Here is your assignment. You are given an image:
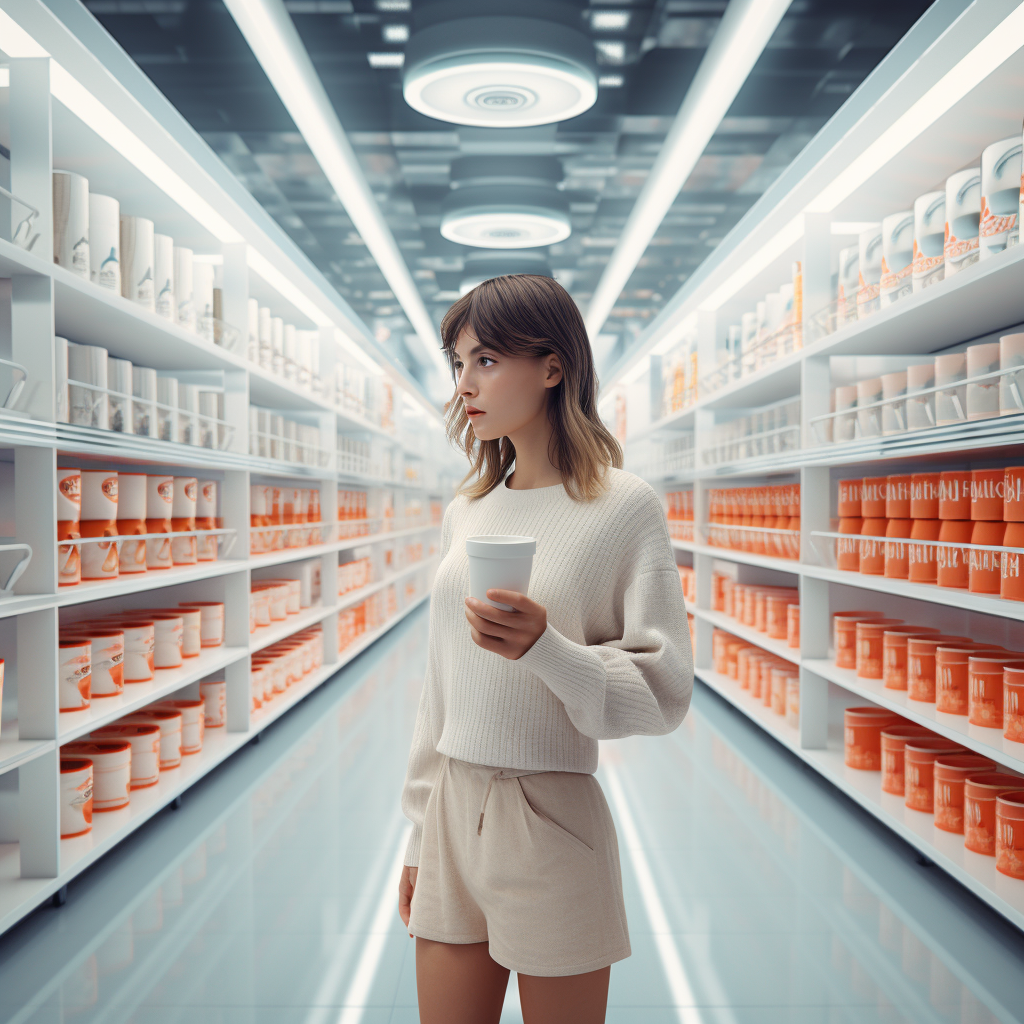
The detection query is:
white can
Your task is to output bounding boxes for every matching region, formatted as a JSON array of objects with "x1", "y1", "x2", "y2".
[
  {"x1": 62, "y1": 740, "x2": 130, "y2": 812},
  {"x1": 52, "y1": 171, "x2": 90, "y2": 278},
  {"x1": 124, "y1": 709, "x2": 182, "y2": 770},
  {"x1": 116, "y1": 620, "x2": 156, "y2": 681},
  {"x1": 67, "y1": 342, "x2": 108, "y2": 430},
  {"x1": 58, "y1": 639, "x2": 91, "y2": 712},
  {"x1": 193, "y1": 261, "x2": 216, "y2": 342},
  {"x1": 89, "y1": 193, "x2": 121, "y2": 292},
  {"x1": 62, "y1": 629, "x2": 124, "y2": 697},
  {"x1": 153, "y1": 233, "x2": 175, "y2": 320},
  {"x1": 199, "y1": 679, "x2": 227, "y2": 728},
  {"x1": 879, "y1": 211, "x2": 913, "y2": 307},
  {"x1": 131, "y1": 366, "x2": 157, "y2": 438},
  {"x1": 177, "y1": 607, "x2": 203, "y2": 657},
  {"x1": 153, "y1": 699, "x2": 205, "y2": 755},
  {"x1": 856, "y1": 225, "x2": 882, "y2": 320},
  {"x1": 56, "y1": 466, "x2": 81, "y2": 525},
  {"x1": 945, "y1": 167, "x2": 981, "y2": 275},
  {"x1": 466, "y1": 535, "x2": 536, "y2": 612},
  {"x1": 179, "y1": 601, "x2": 225, "y2": 647},
  {"x1": 174, "y1": 246, "x2": 195, "y2": 331},
  {"x1": 912, "y1": 191, "x2": 945, "y2": 293},
  {"x1": 60, "y1": 759, "x2": 94, "y2": 838},
  {"x1": 980, "y1": 136, "x2": 1022, "y2": 258},
  {"x1": 92, "y1": 724, "x2": 160, "y2": 789},
  {"x1": 120, "y1": 215, "x2": 155, "y2": 310},
  {"x1": 146, "y1": 475, "x2": 174, "y2": 569}
]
